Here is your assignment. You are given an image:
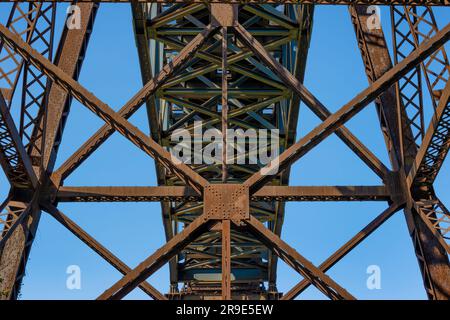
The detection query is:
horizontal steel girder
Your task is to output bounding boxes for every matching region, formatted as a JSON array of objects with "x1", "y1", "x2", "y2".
[{"x1": 54, "y1": 185, "x2": 392, "y2": 202}]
